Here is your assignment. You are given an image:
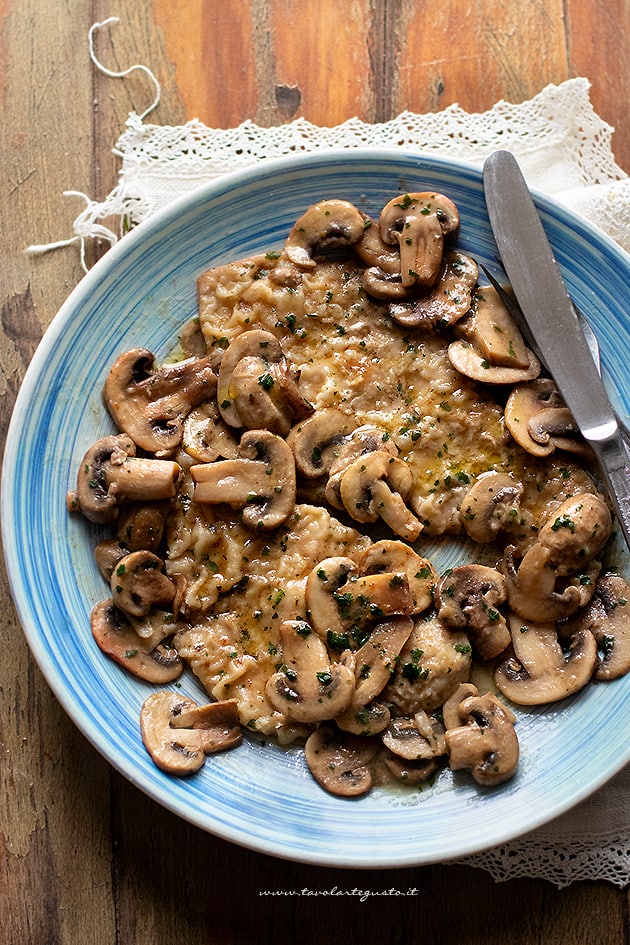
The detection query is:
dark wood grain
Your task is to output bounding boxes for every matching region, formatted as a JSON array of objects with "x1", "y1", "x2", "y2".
[{"x1": 2, "y1": 0, "x2": 629, "y2": 942}]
